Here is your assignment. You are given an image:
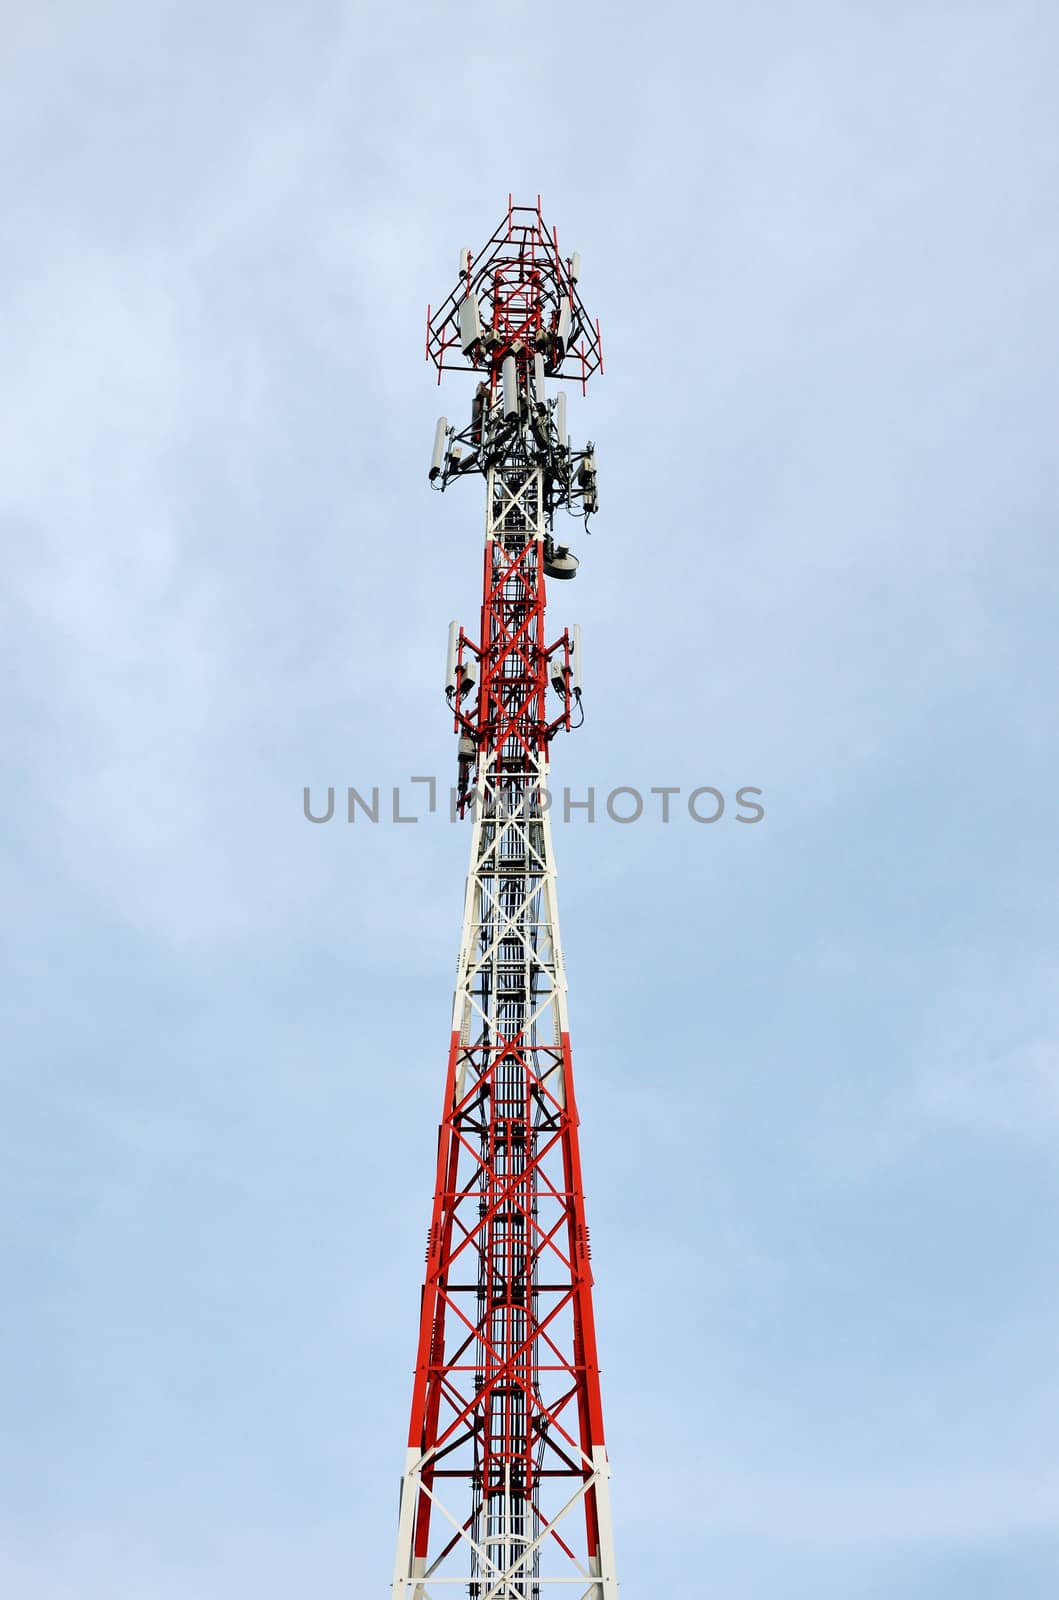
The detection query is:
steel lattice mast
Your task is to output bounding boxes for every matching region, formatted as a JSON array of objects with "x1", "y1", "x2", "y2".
[{"x1": 391, "y1": 199, "x2": 617, "y2": 1600}]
